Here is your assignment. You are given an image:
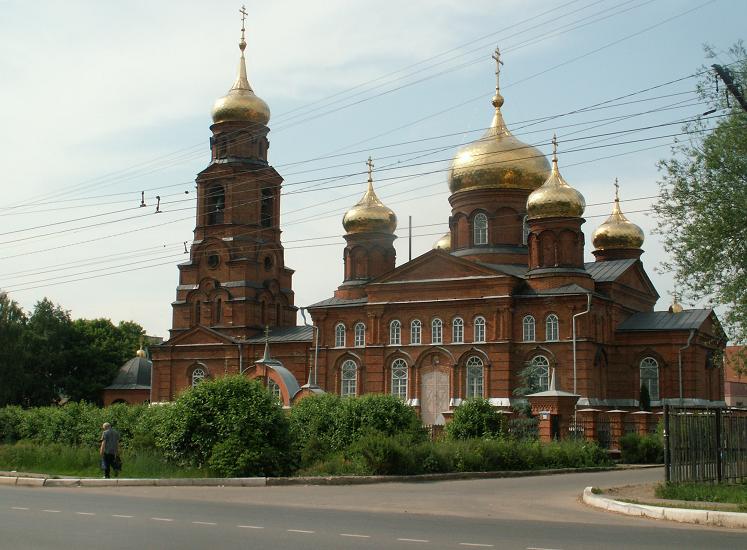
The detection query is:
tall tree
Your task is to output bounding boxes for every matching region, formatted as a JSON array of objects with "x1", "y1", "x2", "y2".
[
  {"x1": 654, "y1": 42, "x2": 747, "y2": 357},
  {"x1": 0, "y1": 292, "x2": 28, "y2": 406}
]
